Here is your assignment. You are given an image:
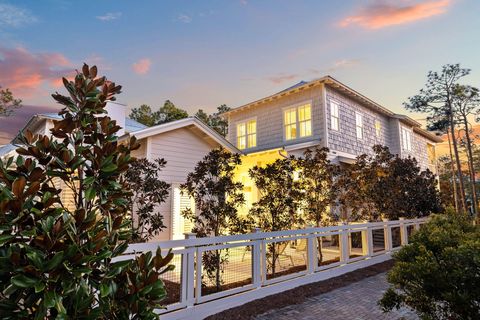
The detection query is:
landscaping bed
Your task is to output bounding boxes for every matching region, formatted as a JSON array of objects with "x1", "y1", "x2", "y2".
[{"x1": 205, "y1": 260, "x2": 394, "y2": 320}]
